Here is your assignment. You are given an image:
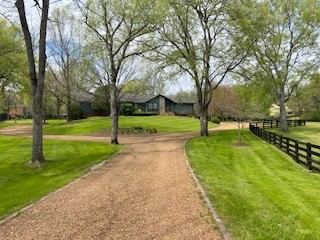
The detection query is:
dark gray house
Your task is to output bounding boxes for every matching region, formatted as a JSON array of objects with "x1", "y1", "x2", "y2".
[
  {"x1": 121, "y1": 94, "x2": 196, "y2": 115},
  {"x1": 76, "y1": 92, "x2": 196, "y2": 116}
]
